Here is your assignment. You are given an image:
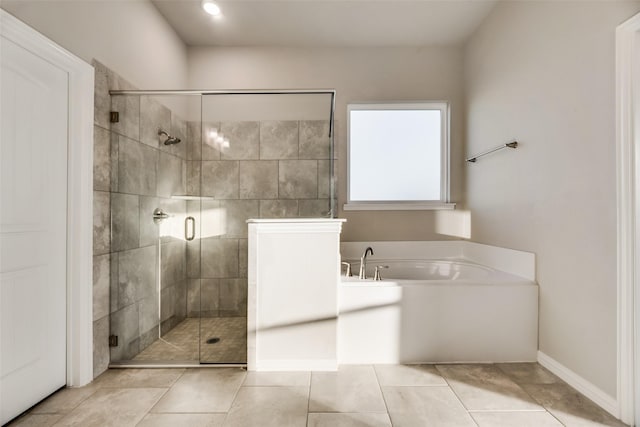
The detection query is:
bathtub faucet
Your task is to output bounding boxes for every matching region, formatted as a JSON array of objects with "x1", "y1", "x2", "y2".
[{"x1": 359, "y1": 247, "x2": 374, "y2": 279}]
